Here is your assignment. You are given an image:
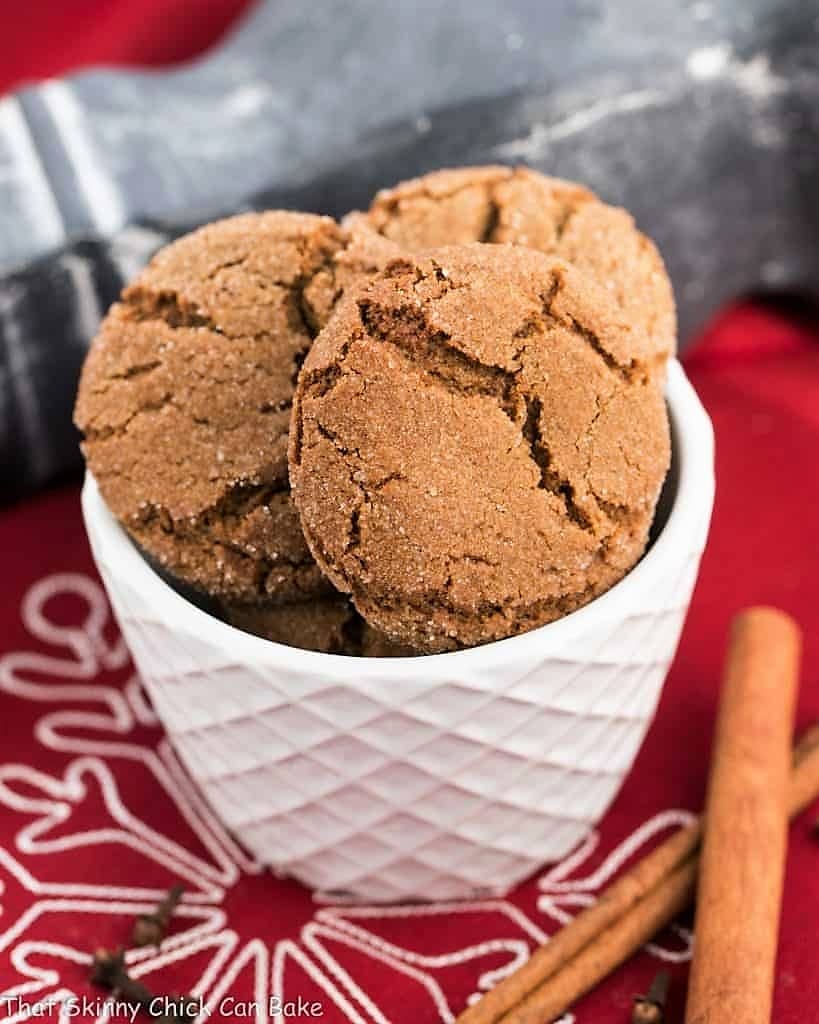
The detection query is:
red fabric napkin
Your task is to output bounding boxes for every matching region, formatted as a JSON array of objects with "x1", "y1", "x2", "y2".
[
  {"x1": 0, "y1": 304, "x2": 817, "y2": 1022},
  {"x1": 0, "y1": 0, "x2": 255, "y2": 96}
]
